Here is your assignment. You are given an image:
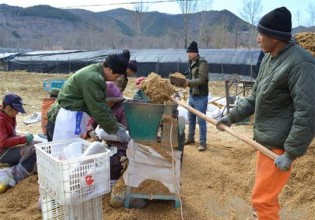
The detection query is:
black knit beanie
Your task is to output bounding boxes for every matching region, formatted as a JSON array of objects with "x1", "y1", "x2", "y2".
[
  {"x1": 186, "y1": 41, "x2": 199, "y2": 53},
  {"x1": 105, "y1": 49, "x2": 130, "y2": 75},
  {"x1": 257, "y1": 7, "x2": 292, "y2": 41},
  {"x1": 128, "y1": 60, "x2": 138, "y2": 73}
]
